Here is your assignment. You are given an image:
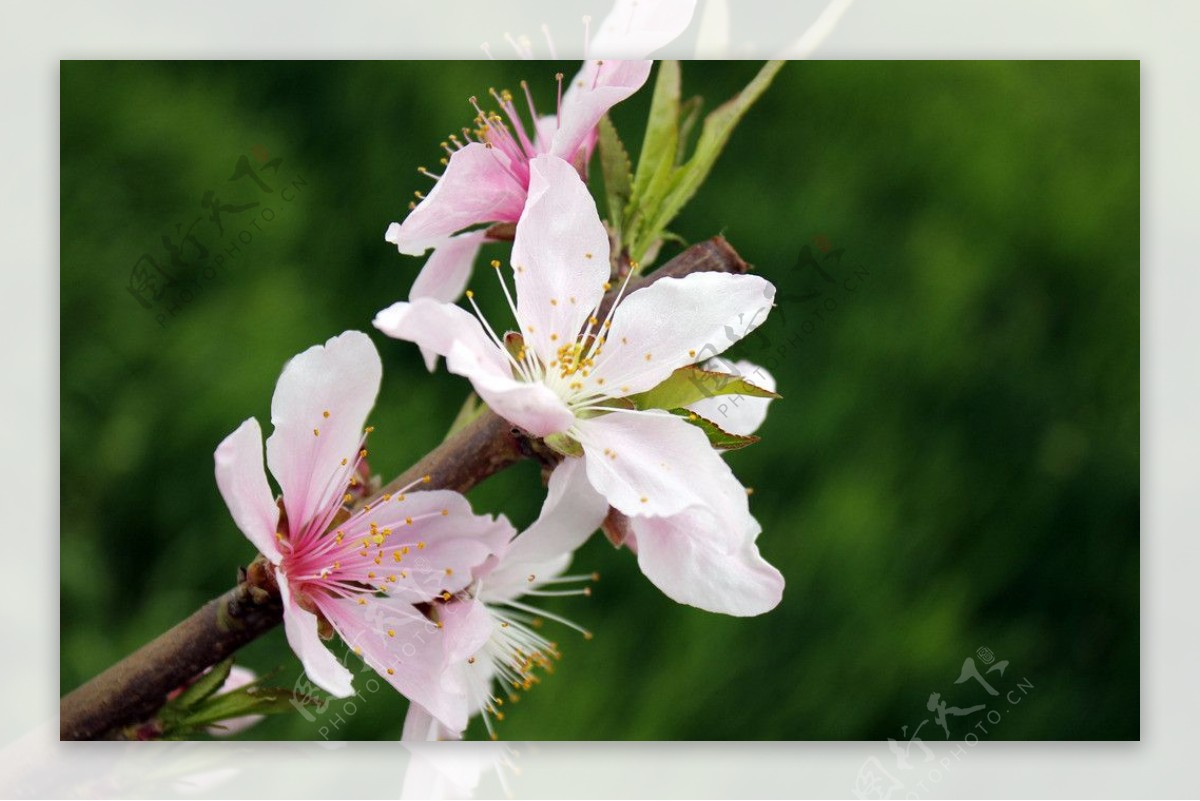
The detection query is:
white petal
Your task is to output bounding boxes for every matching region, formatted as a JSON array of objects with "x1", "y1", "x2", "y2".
[
  {"x1": 590, "y1": 0, "x2": 698, "y2": 58},
  {"x1": 486, "y1": 457, "x2": 607, "y2": 600},
  {"x1": 214, "y1": 417, "x2": 281, "y2": 563},
  {"x1": 574, "y1": 410, "x2": 722, "y2": 517},
  {"x1": 631, "y1": 501, "x2": 784, "y2": 617},
  {"x1": 265, "y1": 331, "x2": 382, "y2": 539},
  {"x1": 278, "y1": 573, "x2": 355, "y2": 698},
  {"x1": 590, "y1": 272, "x2": 776, "y2": 397},
  {"x1": 374, "y1": 299, "x2": 574, "y2": 437},
  {"x1": 686, "y1": 358, "x2": 777, "y2": 436},
  {"x1": 511, "y1": 156, "x2": 610, "y2": 364}
]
